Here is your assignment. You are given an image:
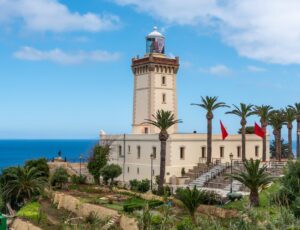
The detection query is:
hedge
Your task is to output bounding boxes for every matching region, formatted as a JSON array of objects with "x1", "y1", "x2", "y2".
[{"x1": 123, "y1": 200, "x2": 163, "y2": 212}]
